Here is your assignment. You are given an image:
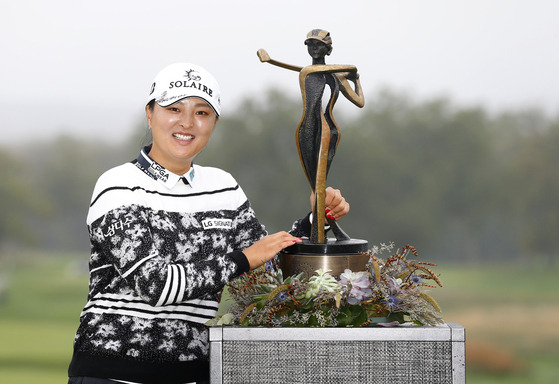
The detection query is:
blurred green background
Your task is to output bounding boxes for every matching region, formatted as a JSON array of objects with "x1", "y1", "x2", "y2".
[{"x1": 1, "y1": 89, "x2": 558, "y2": 383}]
